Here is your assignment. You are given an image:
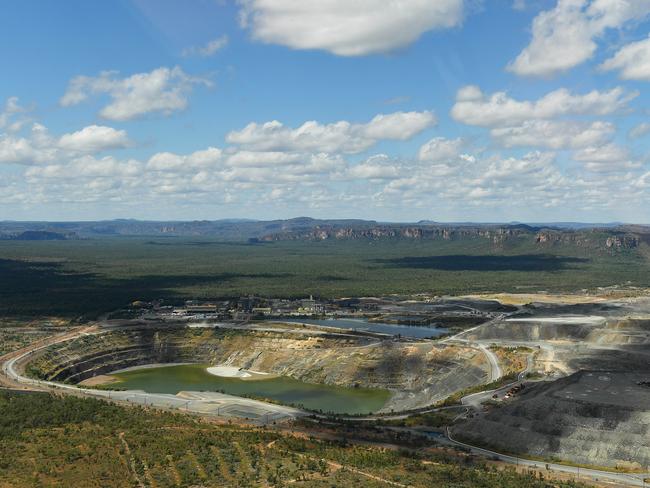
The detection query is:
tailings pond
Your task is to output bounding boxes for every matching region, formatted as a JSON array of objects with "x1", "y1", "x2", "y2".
[
  {"x1": 274, "y1": 318, "x2": 449, "y2": 338},
  {"x1": 107, "y1": 364, "x2": 390, "y2": 415}
]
